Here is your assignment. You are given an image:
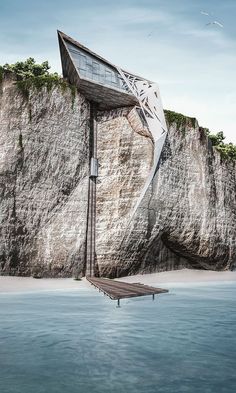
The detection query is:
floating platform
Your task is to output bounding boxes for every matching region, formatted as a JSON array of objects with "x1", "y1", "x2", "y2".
[{"x1": 87, "y1": 277, "x2": 168, "y2": 306}]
